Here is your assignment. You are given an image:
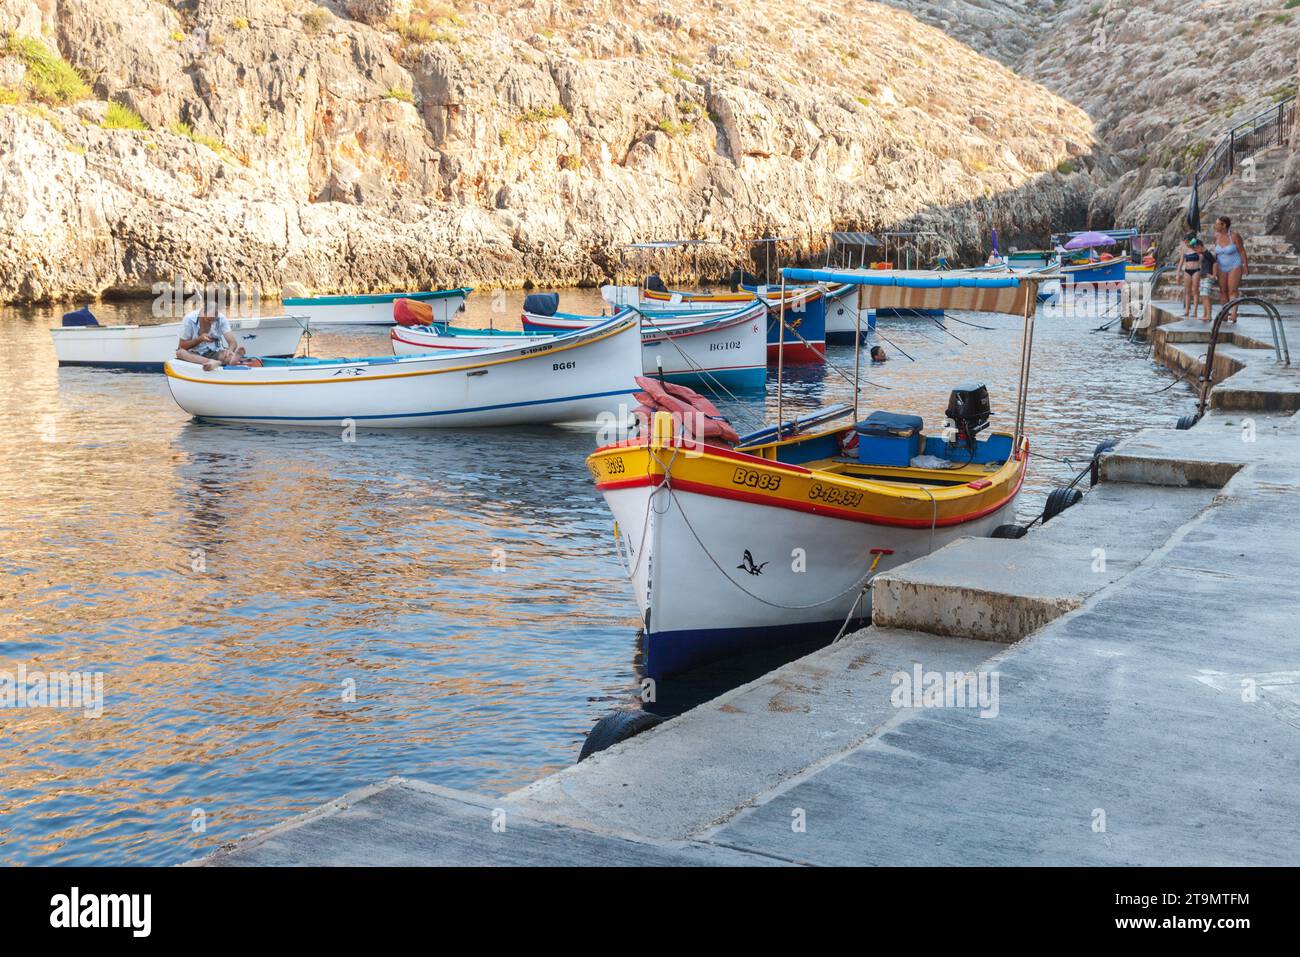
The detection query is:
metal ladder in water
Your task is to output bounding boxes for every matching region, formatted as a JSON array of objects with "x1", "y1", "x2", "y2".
[{"x1": 1178, "y1": 295, "x2": 1291, "y2": 428}]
